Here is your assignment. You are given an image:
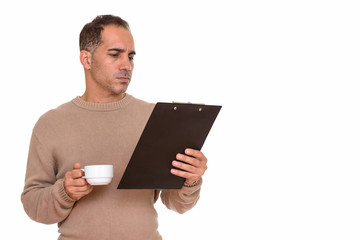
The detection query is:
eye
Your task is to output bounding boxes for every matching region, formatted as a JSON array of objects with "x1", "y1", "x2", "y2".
[
  {"x1": 109, "y1": 54, "x2": 118, "y2": 57},
  {"x1": 129, "y1": 56, "x2": 134, "y2": 61}
]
